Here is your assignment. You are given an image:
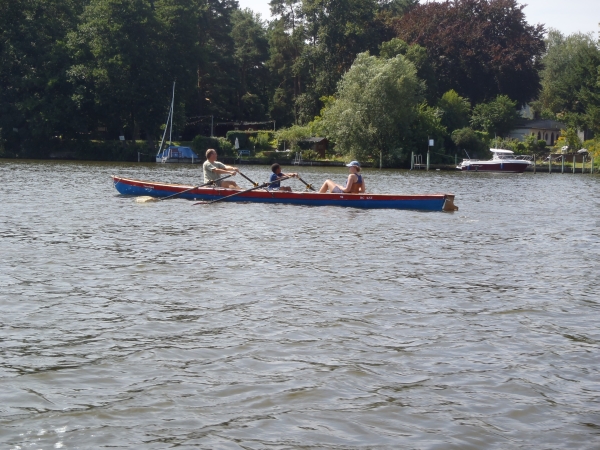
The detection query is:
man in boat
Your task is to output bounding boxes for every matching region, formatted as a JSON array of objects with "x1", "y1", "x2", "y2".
[
  {"x1": 268, "y1": 163, "x2": 298, "y2": 192},
  {"x1": 319, "y1": 161, "x2": 365, "y2": 194},
  {"x1": 203, "y1": 149, "x2": 241, "y2": 189}
]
